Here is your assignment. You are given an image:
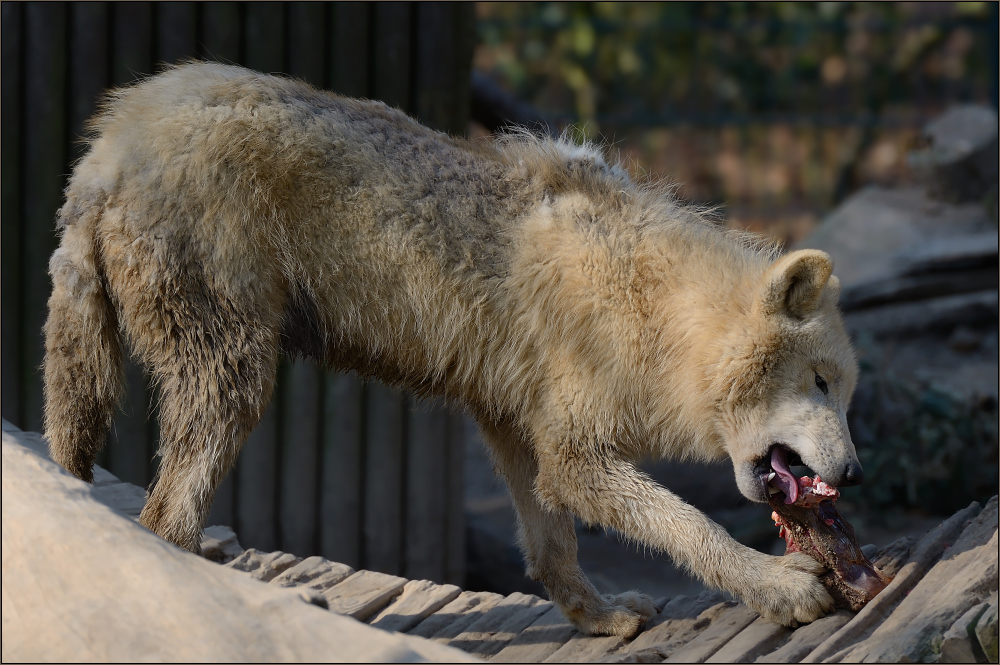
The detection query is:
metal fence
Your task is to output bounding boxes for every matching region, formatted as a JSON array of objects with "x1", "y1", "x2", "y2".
[{"x1": 1, "y1": 0, "x2": 475, "y2": 586}]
